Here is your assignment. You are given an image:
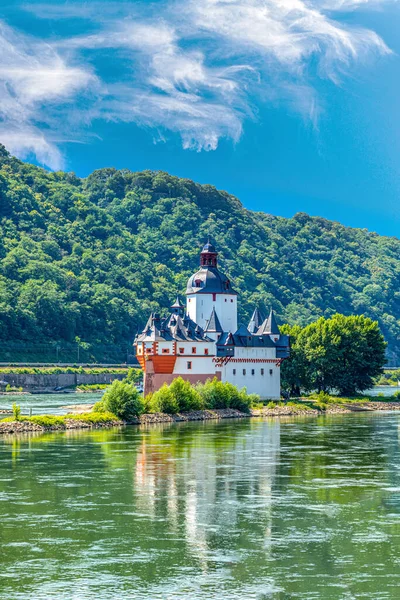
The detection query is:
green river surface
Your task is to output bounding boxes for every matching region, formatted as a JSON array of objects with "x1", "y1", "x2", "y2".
[{"x1": 1, "y1": 412, "x2": 400, "y2": 599}]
